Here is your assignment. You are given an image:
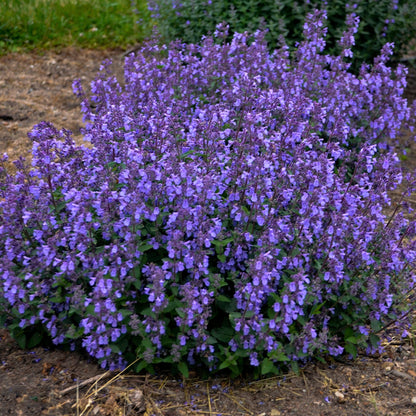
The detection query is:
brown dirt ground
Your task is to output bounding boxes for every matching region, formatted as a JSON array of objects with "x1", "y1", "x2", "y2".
[{"x1": 2, "y1": 47, "x2": 416, "y2": 416}]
